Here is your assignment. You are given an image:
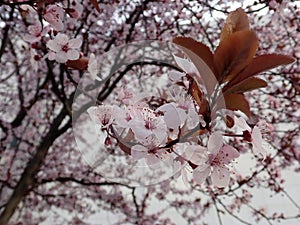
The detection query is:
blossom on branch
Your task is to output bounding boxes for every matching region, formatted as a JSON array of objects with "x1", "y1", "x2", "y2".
[
  {"x1": 193, "y1": 132, "x2": 240, "y2": 187},
  {"x1": 87, "y1": 105, "x2": 116, "y2": 129},
  {"x1": 47, "y1": 34, "x2": 82, "y2": 63},
  {"x1": 234, "y1": 116, "x2": 267, "y2": 159},
  {"x1": 129, "y1": 108, "x2": 167, "y2": 144},
  {"x1": 131, "y1": 135, "x2": 168, "y2": 167}
]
